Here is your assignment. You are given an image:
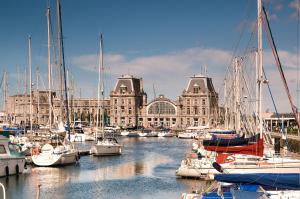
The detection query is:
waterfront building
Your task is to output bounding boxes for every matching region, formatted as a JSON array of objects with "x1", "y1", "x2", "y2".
[
  {"x1": 110, "y1": 74, "x2": 219, "y2": 129},
  {"x1": 6, "y1": 74, "x2": 219, "y2": 130},
  {"x1": 6, "y1": 91, "x2": 54, "y2": 125},
  {"x1": 263, "y1": 112, "x2": 297, "y2": 132},
  {"x1": 6, "y1": 91, "x2": 109, "y2": 127},
  {"x1": 109, "y1": 75, "x2": 147, "y2": 128}
]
